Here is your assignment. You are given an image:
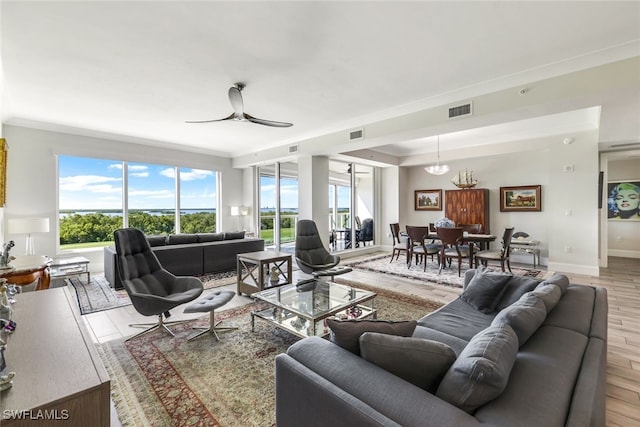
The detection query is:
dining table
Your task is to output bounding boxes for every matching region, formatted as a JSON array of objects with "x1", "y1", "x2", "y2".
[{"x1": 427, "y1": 232, "x2": 497, "y2": 268}]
